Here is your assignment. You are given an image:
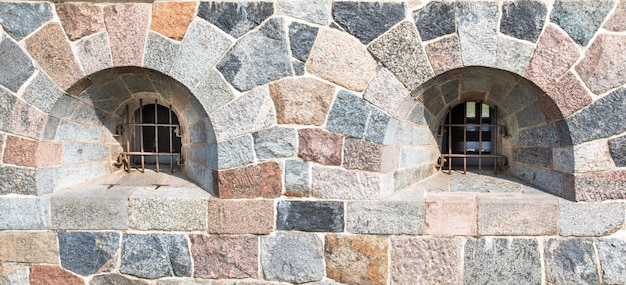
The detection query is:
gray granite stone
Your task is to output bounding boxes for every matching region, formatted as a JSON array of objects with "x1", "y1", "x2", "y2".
[
  {"x1": 500, "y1": 0, "x2": 547, "y2": 43},
  {"x1": 346, "y1": 201, "x2": 423, "y2": 234},
  {"x1": 516, "y1": 105, "x2": 545, "y2": 129},
  {"x1": 0, "y1": 87, "x2": 16, "y2": 132},
  {"x1": 120, "y1": 73, "x2": 155, "y2": 94},
  {"x1": 512, "y1": 163, "x2": 562, "y2": 196},
  {"x1": 50, "y1": 187, "x2": 129, "y2": 230},
  {"x1": 171, "y1": 18, "x2": 232, "y2": 88},
  {"x1": 518, "y1": 123, "x2": 559, "y2": 147},
  {"x1": 90, "y1": 274, "x2": 149, "y2": 285},
  {"x1": 326, "y1": 90, "x2": 369, "y2": 138},
  {"x1": 503, "y1": 83, "x2": 536, "y2": 114},
  {"x1": 192, "y1": 69, "x2": 235, "y2": 114},
  {"x1": 197, "y1": 1, "x2": 274, "y2": 38},
  {"x1": 62, "y1": 143, "x2": 109, "y2": 164},
  {"x1": 0, "y1": 165, "x2": 37, "y2": 195},
  {"x1": 276, "y1": 0, "x2": 330, "y2": 25},
  {"x1": 75, "y1": 32, "x2": 113, "y2": 75},
  {"x1": 292, "y1": 59, "x2": 305, "y2": 76},
  {"x1": 55, "y1": 120, "x2": 103, "y2": 143},
  {"x1": 52, "y1": 162, "x2": 109, "y2": 190},
  {"x1": 364, "y1": 107, "x2": 393, "y2": 144},
  {"x1": 393, "y1": 122, "x2": 433, "y2": 146},
  {"x1": 550, "y1": 0, "x2": 615, "y2": 46},
  {"x1": 129, "y1": 188, "x2": 209, "y2": 231},
  {"x1": 544, "y1": 239, "x2": 599, "y2": 284},
  {"x1": 464, "y1": 238, "x2": 541, "y2": 285},
  {"x1": 1, "y1": 266, "x2": 29, "y2": 285},
  {"x1": 289, "y1": 21, "x2": 318, "y2": 62},
  {"x1": 393, "y1": 164, "x2": 433, "y2": 191},
  {"x1": 363, "y1": 67, "x2": 412, "y2": 119},
  {"x1": 81, "y1": 85, "x2": 120, "y2": 113},
  {"x1": 413, "y1": 1, "x2": 456, "y2": 41},
  {"x1": 101, "y1": 78, "x2": 132, "y2": 102},
  {"x1": 0, "y1": 195, "x2": 49, "y2": 230},
  {"x1": 217, "y1": 17, "x2": 293, "y2": 91},
  {"x1": 71, "y1": 103, "x2": 105, "y2": 126},
  {"x1": 253, "y1": 126, "x2": 297, "y2": 159},
  {"x1": 0, "y1": 36, "x2": 35, "y2": 92},
  {"x1": 440, "y1": 79, "x2": 459, "y2": 104},
  {"x1": 277, "y1": 200, "x2": 344, "y2": 232},
  {"x1": 22, "y1": 72, "x2": 64, "y2": 113},
  {"x1": 332, "y1": 1, "x2": 405, "y2": 44},
  {"x1": 121, "y1": 233, "x2": 192, "y2": 279},
  {"x1": 457, "y1": 1, "x2": 499, "y2": 67},
  {"x1": 609, "y1": 135, "x2": 626, "y2": 167},
  {"x1": 58, "y1": 231, "x2": 120, "y2": 276},
  {"x1": 496, "y1": 35, "x2": 535, "y2": 75},
  {"x1": 567, "y1": 87, "x2": 626, "y2": 144},
  {"x1": 284, "y1": 160, "x2": 309, "y2": 195},
  {"x1": 0, "y1": 2, "x2": 52, "y2": 40},
  {"x1": 184, "y1": 162, "x2": 215, "y2": 195},
  {"x1": 215, "y1": 135, "x2": 255, "y2": 170},
  {"x1": 559, "y1": 202, "x2": 625, "y2": 236},
  {"x1": 513, "y1": 147, "x2": 552, "y2": 168},
  {"x1": 260, "y1": 232, "x2": 325, "y2": 283},
  {"x1": 143, "y1": 31, "x2": 180, "y2": 74},
  {"x1": 597, "y1": 238, "x2": 626, "y2": 284}
]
